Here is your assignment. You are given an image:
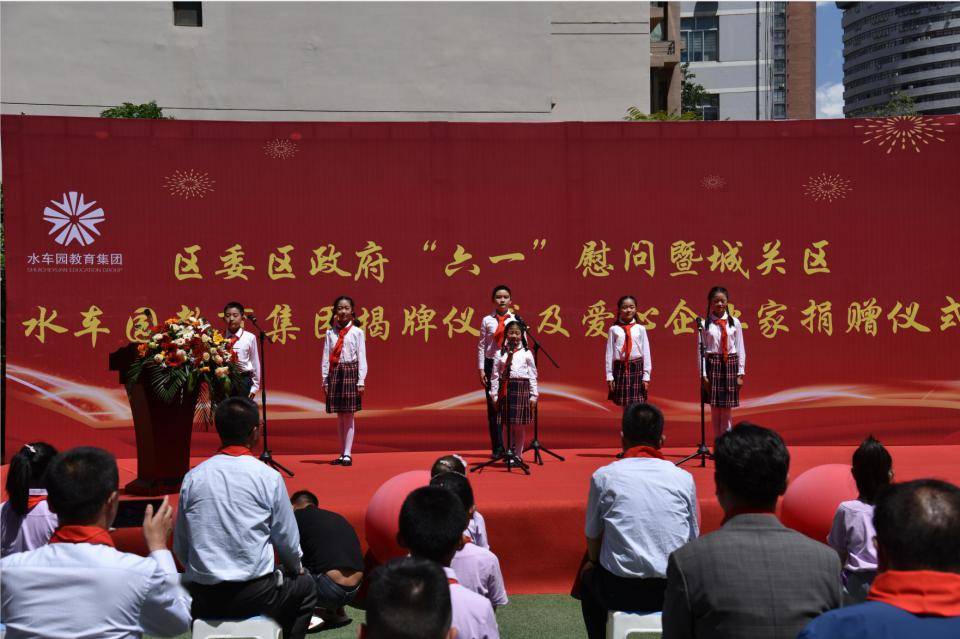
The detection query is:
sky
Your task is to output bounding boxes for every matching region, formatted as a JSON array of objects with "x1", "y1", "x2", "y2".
[{"x1": 816, "y1": 1, "x2": 845, "y2": 118}]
